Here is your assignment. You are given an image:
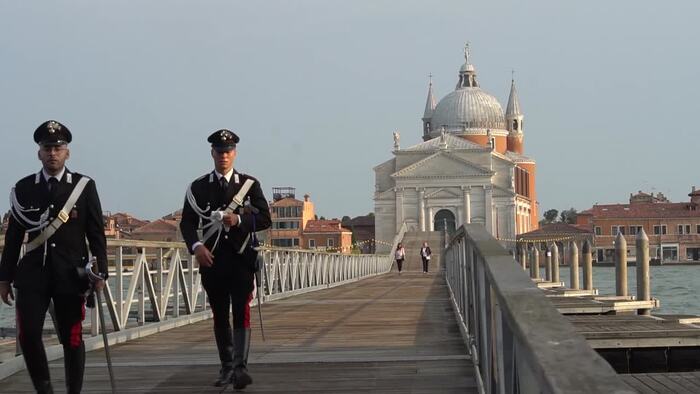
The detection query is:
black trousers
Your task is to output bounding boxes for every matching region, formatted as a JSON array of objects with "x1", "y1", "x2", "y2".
[
  {"x1": 422, "y1": 257, "x2": 430, "y2": 272},
  {"x1": 396, "y1": 259, "x2": 404, "y2": 272},
  {"x1": 205, "y1": 284, "x2": 253, "y2": 368},
  {"x1": 16, "y1": 289, "x2": 86, "y2": 393}
]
